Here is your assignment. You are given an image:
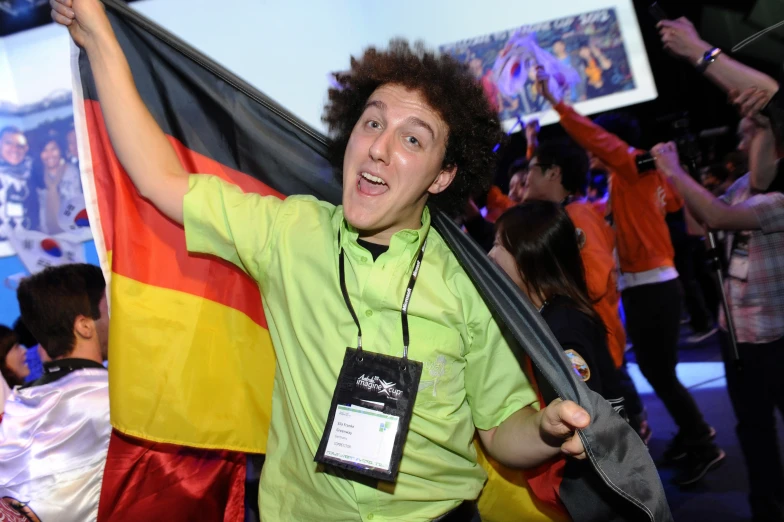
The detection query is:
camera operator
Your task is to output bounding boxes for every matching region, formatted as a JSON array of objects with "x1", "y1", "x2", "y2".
[
  {"x1": 653, "y1": 115, "x2": 784, "y2": 522},
  {"x1": 658, "y1": 18, "x2": 784, "y2": 519},
  {"x1": 538, "y1": 69, "x2": 724, "y2": 486}
]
